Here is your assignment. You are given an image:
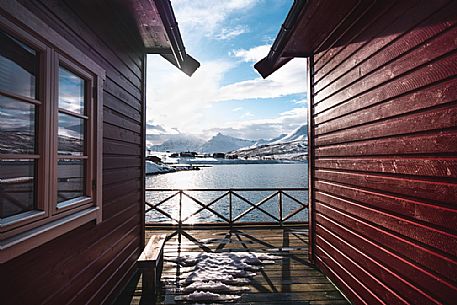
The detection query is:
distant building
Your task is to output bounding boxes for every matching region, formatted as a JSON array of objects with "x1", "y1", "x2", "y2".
[
  {"x1": 213, "y1": 153, "x2": 226, "y2": 158},
  {"x1": 180, "y1": 151, "x2": 197, "y2": 157}
]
